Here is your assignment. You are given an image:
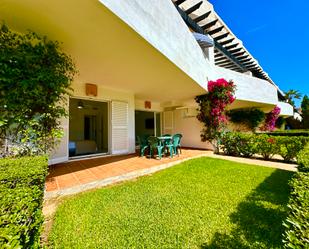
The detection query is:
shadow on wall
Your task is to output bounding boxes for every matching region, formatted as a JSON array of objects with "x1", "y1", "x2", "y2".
[{"x1": 201, "y1": 169, "x2": 293, "y2": 249}]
